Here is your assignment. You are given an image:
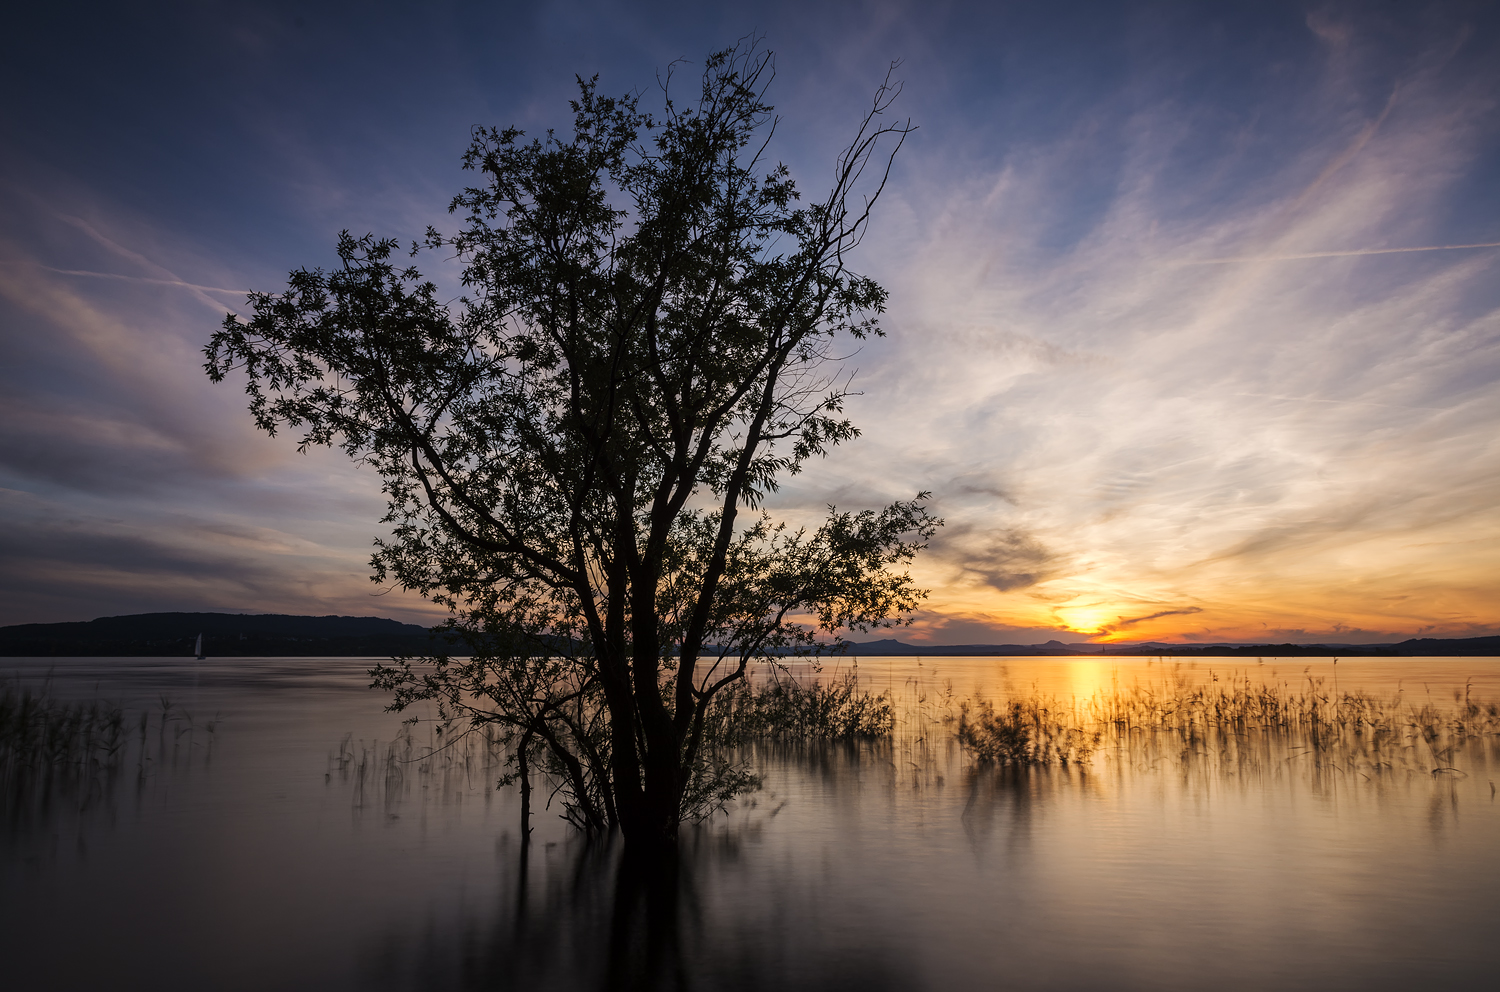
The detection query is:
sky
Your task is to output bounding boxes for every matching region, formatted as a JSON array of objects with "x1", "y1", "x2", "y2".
[{"x1": 2, "y1": 0, "x2": 1498, "y2": 644}]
